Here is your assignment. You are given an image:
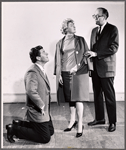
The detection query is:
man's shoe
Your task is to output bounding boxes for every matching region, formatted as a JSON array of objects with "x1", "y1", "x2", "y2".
[
  {"x1": 88, "y1": 119, "x2": 105, "y2": 126},
  {"x1": 6, "y1": 124, "x2": 15, "y2": 143},
  {"x1": 12, "y1": 119, "x2": 23, "y2": 126},
  {"x1": 108, "y1": 123, "x2": 116, "y2": 132}
]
